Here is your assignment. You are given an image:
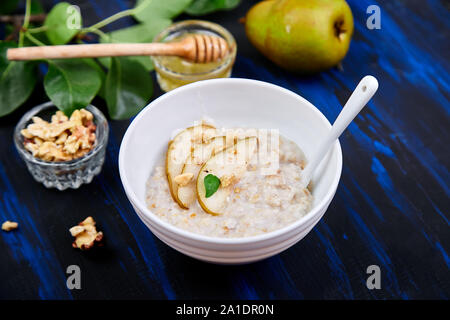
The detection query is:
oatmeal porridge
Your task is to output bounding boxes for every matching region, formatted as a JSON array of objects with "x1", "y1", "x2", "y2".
[{"x1": 145, "y1": 123, "x2": 313, "y2": 238}]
